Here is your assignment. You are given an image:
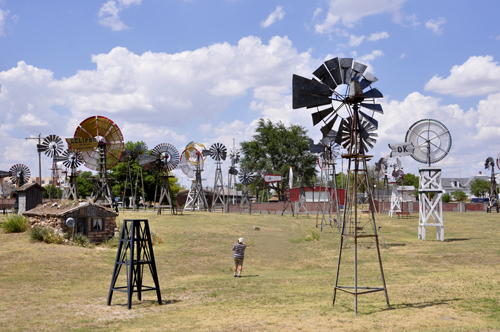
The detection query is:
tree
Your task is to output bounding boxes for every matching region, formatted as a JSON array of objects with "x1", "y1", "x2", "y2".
[
  {"x1": 76, "y1": 171, "x2": 95, "y2": 199},
  {"x1": 452, "y1": 190, "x2": 467, "y2": 202},
  {"x1": 469, "y1": 178, "x2": 490, "y2": 198},
  {"x1": 43, "y1": 184, "x2": 63, "y2": 199},
  {"x1": 240, "y1": 118, "x2": 317, "y2": 201},
  {"x1": 442, "y1": 192, "x2": 451, "y2": 203}
]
